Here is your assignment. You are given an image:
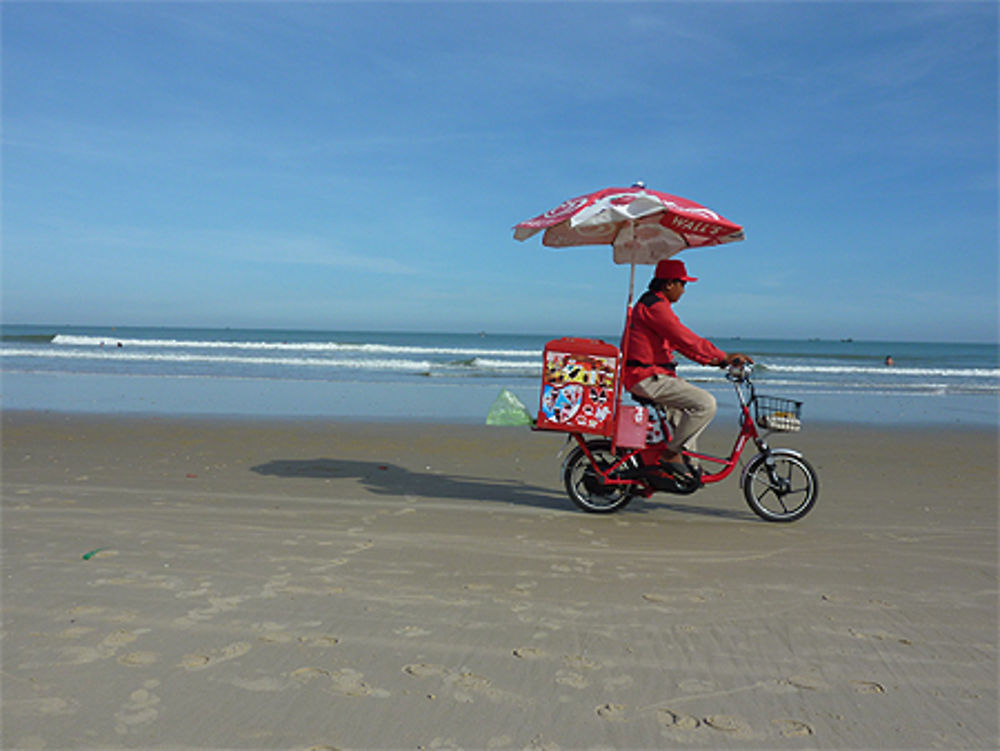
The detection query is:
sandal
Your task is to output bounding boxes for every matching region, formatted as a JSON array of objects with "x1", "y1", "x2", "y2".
[{"x1": 658, "y1": 459, "x2": 695, "y2": 481}]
